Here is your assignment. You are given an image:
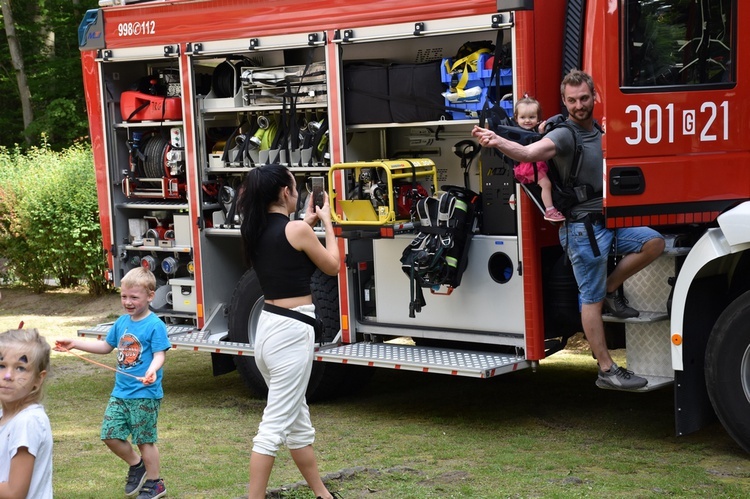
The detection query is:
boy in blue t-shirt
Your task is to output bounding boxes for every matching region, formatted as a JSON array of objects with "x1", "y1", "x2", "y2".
[{"x1": 56, "y1": 267, "x2": 170, "y2": 499}]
